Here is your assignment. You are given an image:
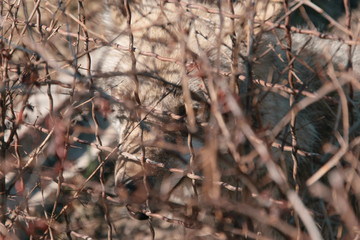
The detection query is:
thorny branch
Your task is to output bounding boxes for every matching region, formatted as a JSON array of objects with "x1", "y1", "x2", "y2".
[{"x1": 0, "y1": 0, "x2": 360, "y2": 239}]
